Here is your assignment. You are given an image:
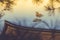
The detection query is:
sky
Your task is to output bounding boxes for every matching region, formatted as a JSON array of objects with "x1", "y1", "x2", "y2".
[
  {"x1": 0, "y1": 0, "x2": 60, "y2": 17},
  {"x1": 0, "y1": 0, "x2": 60, "y2": 32},
  {"x1": 3, "y1": 0, "x2": 60, "y2": 18},
  {"x1": 4, "y1": 0, "x2": 60, "y2": 25}
]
